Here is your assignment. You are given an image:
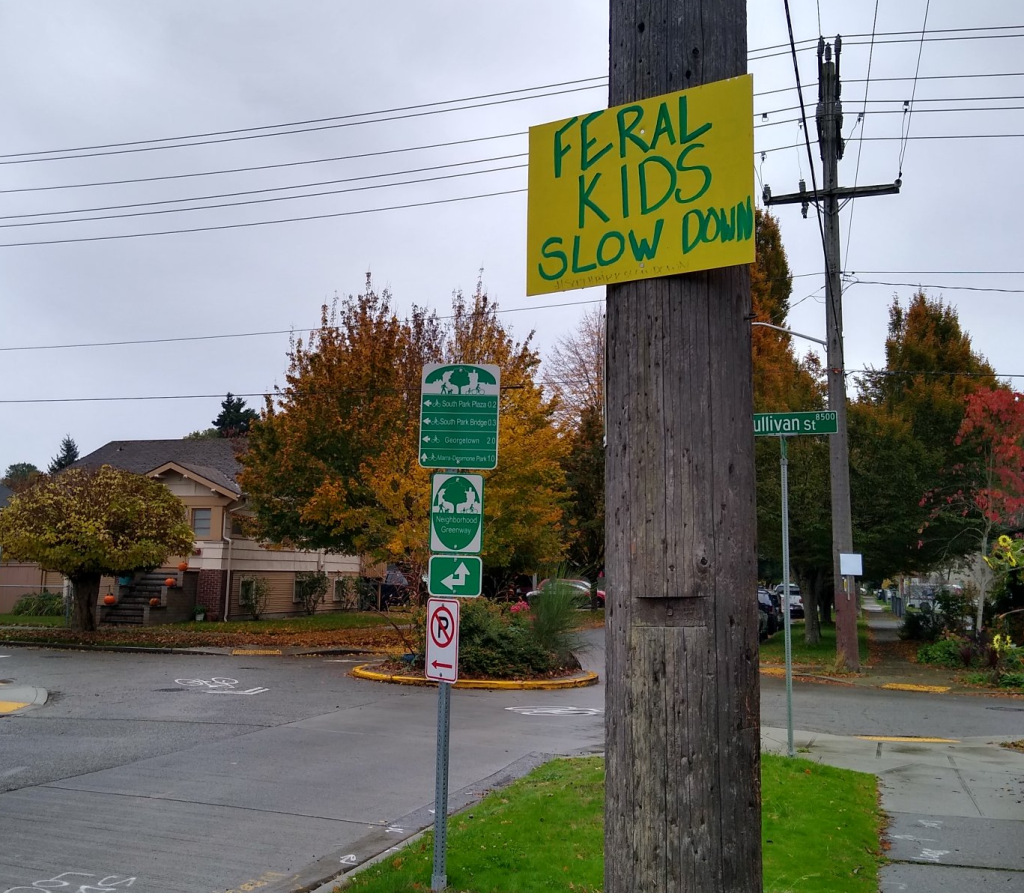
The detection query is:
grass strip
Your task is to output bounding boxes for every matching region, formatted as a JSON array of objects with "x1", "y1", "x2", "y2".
[
  {"x1": 0, "y1": 614, "x2": 64, "y2": 627},
  {"x1": 340, "y1": 755, "x2": 884, "y2": 893},
  {"x1": 759, "y1": 619, "x2": 870, "y2": 669}
]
